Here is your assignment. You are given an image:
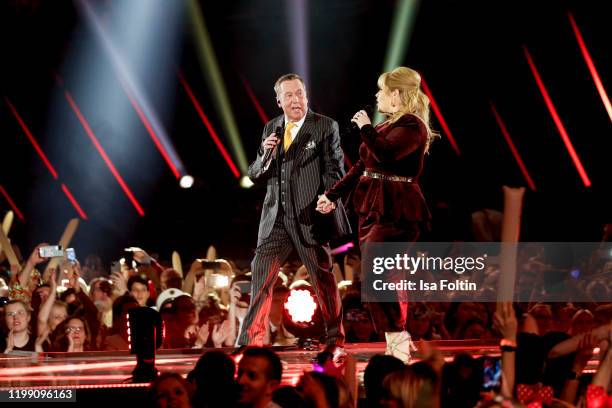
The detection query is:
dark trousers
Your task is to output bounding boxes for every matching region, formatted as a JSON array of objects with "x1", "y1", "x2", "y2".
[
  {"x1": 238, "y1": 214, "x2": 344, "y2": 346},
  {"x1": 360, "y1": 218, "x2": 421, "y2": 332}
]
